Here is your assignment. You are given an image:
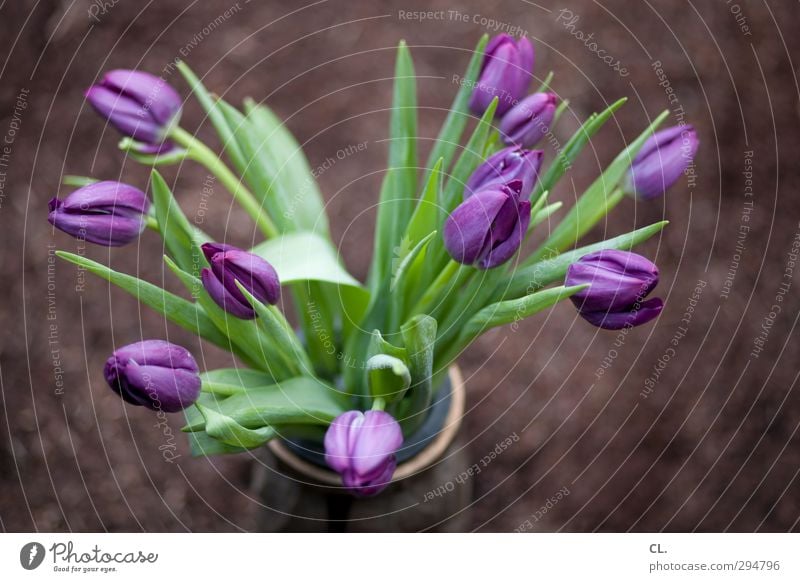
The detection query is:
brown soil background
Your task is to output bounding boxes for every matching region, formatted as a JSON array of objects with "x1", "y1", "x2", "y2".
[{"x1": 1, "y1": 0, "x2": 799, "y2": 532}]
